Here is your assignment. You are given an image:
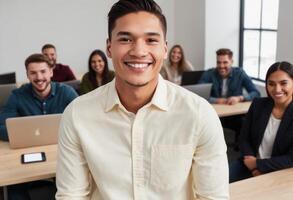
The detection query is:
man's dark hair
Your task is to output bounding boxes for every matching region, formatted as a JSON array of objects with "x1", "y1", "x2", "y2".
[
  {"x1": 25, "y1": 53, "x2": 52, "y2": 69},
  {"x1": 108, "y1": 0, "x2": 167, "y2": 40},
  {"x1": 216, "y1": 48, "x2": 233, "y2": 59},
  {"x1": 41, "y1": 44, "x2": 56, "y2": 52}
]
